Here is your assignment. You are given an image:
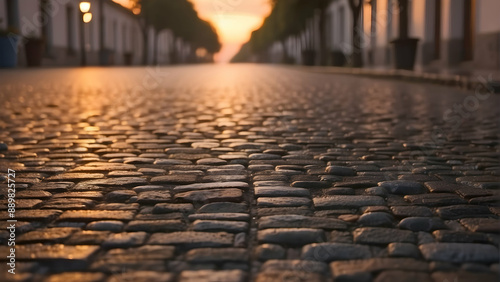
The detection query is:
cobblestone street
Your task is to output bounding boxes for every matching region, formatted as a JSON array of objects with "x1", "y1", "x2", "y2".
[{"x1": 0, "y1": 65, "x2": 499, "y2": 281}]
